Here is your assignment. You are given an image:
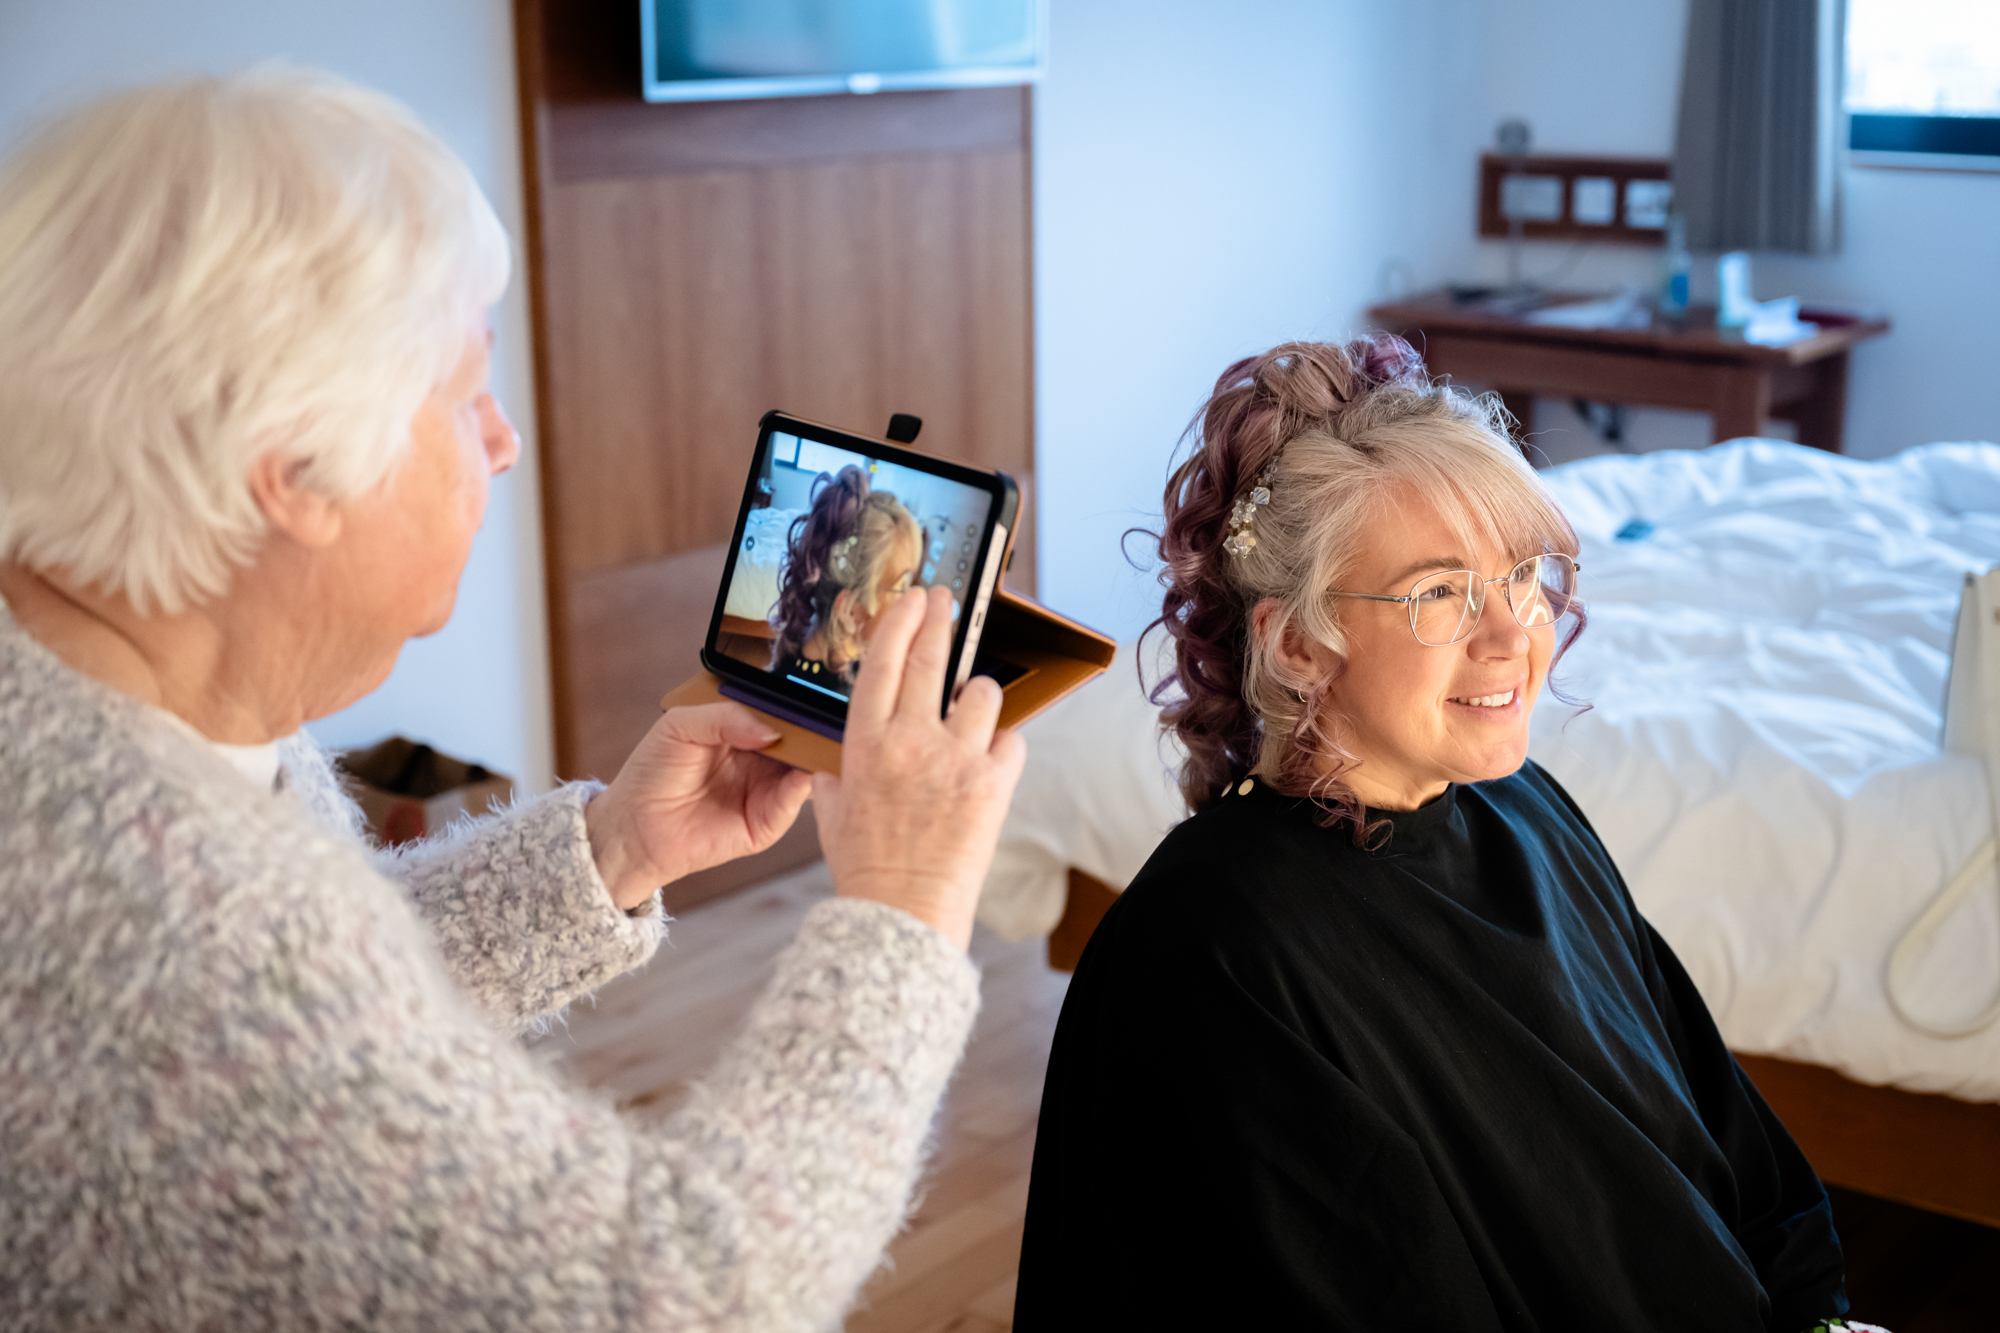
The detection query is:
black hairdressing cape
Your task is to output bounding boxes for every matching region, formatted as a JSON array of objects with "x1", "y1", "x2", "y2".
[{"x1": 1014, "y1": 762, "x2": 1846, "y2": 1332}]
